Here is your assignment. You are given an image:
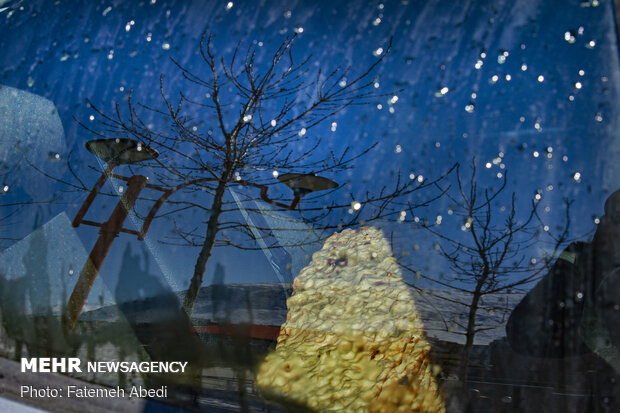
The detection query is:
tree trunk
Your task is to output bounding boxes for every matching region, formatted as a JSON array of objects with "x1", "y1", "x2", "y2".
[
  {"x1": 183, "y1": 177, "x2": 228, "y2": 316},
  {"x1": 459, "y1": 283, "x2": 483, "y2": 384},
  {"x1": 236, "y1": 368, "x2": 249, "y2": 413}
]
